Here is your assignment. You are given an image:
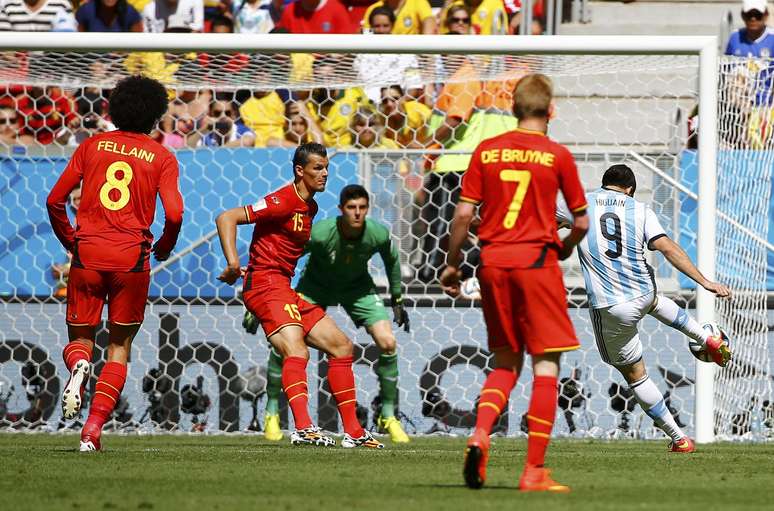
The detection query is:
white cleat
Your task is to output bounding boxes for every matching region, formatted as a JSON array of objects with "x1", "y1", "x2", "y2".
[
  {"x1": 341, "y1": 430, "x2": 385, "y2": 449},
  {"x1": 79, "y1": 439, "x2": 98, "y2": 452},
  {"x1": 290, "y1": 426, "x2": 336, "y2": 447},
  {"x1": 62, "y1": 359, "x2": 90, "y2": 420}
]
